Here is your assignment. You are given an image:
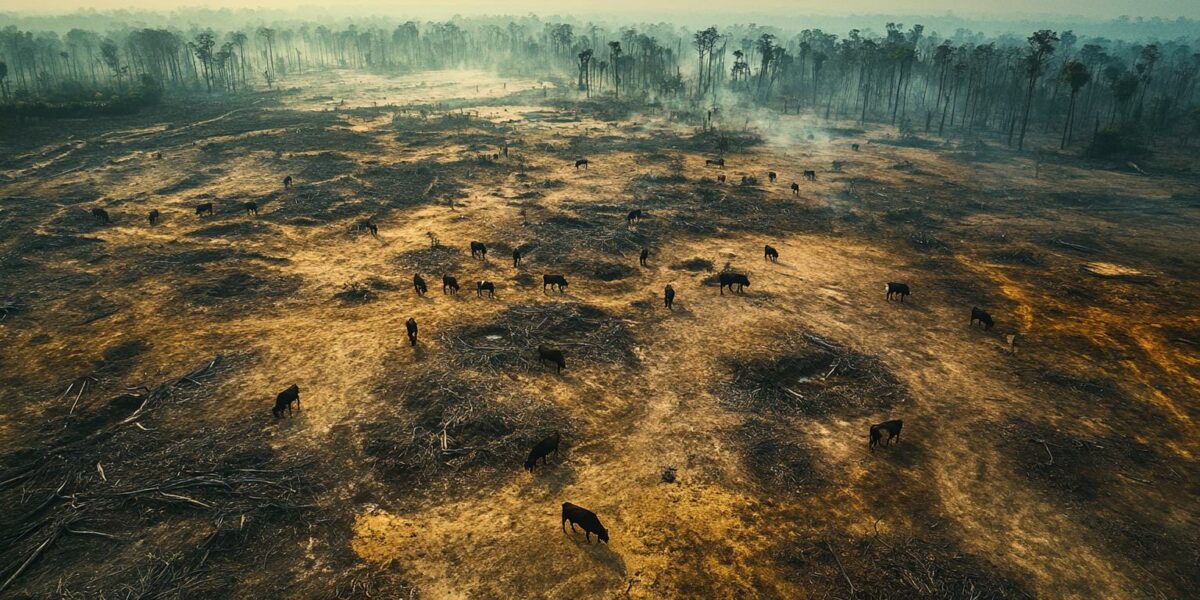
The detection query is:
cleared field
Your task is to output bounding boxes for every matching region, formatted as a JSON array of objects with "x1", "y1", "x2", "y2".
[{"x1": 1, "y1": 70, "x2": 1197, "y2": 599}]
